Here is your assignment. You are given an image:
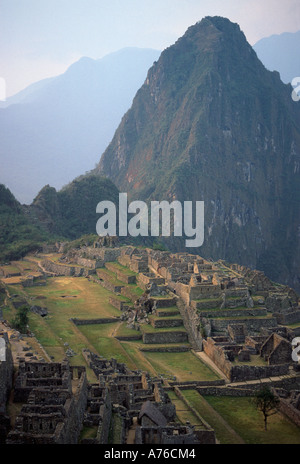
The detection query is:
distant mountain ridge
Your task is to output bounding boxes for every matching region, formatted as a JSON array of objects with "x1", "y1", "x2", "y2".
[
  {"x1": 254, "y1": 30, "x2": 300, "y2": 84},
  {"x1": 94, "y1": 16, "x2": 300, "y2": 291},
  {"x1": 0, "y1": 47, "x2": 160, "y2": 204}
]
